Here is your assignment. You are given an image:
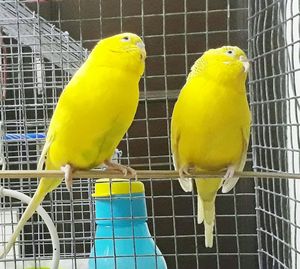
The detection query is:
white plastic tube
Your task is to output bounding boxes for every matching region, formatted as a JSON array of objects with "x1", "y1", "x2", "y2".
[{"x1": 0, "y1": 186, "x2": 60, "y2": 269}]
